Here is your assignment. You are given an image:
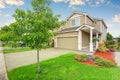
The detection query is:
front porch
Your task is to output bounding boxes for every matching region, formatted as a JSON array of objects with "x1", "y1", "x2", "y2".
[{"x1": 77, "y1": 25, "x2": 101, "y2": 52}]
